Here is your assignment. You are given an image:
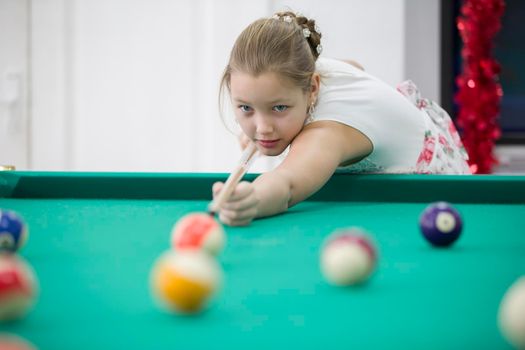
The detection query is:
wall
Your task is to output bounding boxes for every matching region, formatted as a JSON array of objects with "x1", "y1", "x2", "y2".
[
  {"x1": 405, "y1": 0, "x2": 440, "y2": 103},
  {"x1": 23, "y1": 0, "x2": 441, "y2": 172},
  {"x1": 0, "y1": 0, "x2": 29, "y2": 168},
  {"x1": 272, "y1": 0, "x2": 407, "y2": 85}
]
